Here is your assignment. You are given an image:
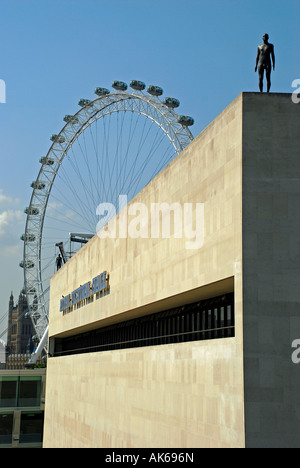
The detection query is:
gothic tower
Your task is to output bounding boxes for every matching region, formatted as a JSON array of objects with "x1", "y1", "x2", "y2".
[{"x1": 6, "y1": 291, "x2": 34, "y2": 355}]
